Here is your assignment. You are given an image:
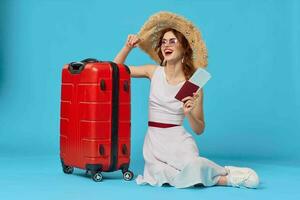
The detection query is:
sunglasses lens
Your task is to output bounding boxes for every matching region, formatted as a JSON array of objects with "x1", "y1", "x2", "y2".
[
  {"x1": 170, "y1": 39, "x2": 176, "y2": 45},
  {"x1": 161, "y1": 38, "x2": 177, "y2": 47}
]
